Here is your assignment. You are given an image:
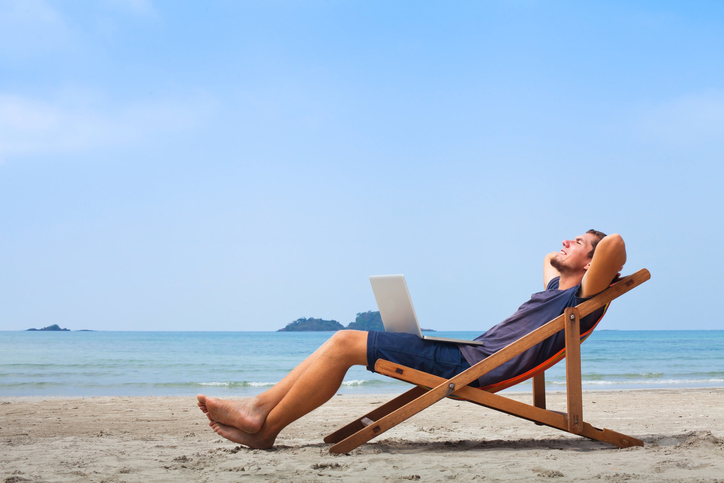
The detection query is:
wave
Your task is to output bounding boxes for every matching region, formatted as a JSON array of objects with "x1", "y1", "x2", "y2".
[
  {"x1": 340, "y1": 380, "x2": 374, "y2": 386},
  {"x1": 549, "y1": 378, "x2": 724, "y2": 386},
  {"x1": 580, "y1": 372, "x2": 665, "y2": 380},
  {"x1": 198, "y1": 381, "x2": 277, "y2": 388},
  {"x1": 0, "y1": 381, "x2": 66, "y2": 387},
  {"x1": 169, "y1": 379, "x2": 395, "y2": 389},
  {"x1": 0, "y1": 379, "x2": 397, "y2": 390}
]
